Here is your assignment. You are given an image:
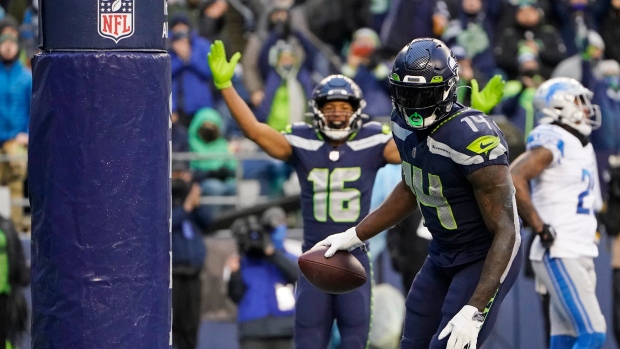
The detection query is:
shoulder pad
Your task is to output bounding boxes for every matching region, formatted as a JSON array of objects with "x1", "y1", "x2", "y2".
[
  {"x1": 435, "y1": 110, "x2": 505, "y2": 155},
  {"x1": 281, "y1": 122, "x2": 312, "y2": 135}
]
